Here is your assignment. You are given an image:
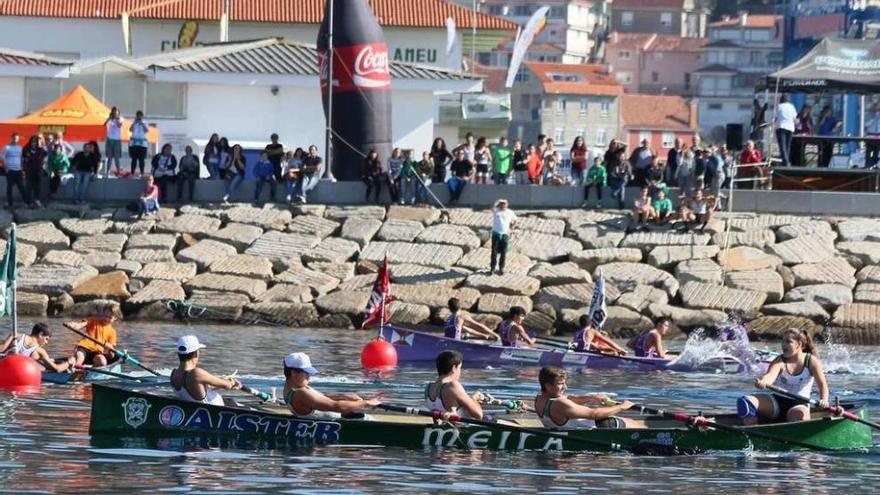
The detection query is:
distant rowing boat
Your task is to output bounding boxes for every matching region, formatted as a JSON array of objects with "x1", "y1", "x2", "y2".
[
  {"x1": 89, "y1": 384, "x2": 874, "y2": 453},
  {"x1": 380, "y1": 326, "x2": 771, "y2": 374},
  {"x1": 42, "y1": 363, "x2": 124, "y2": 385}
]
